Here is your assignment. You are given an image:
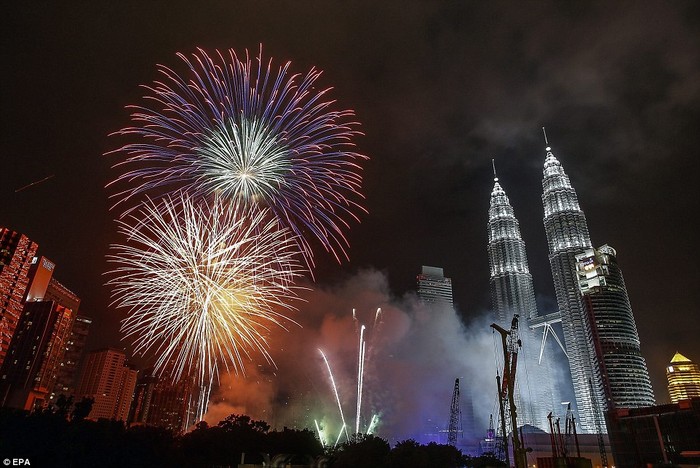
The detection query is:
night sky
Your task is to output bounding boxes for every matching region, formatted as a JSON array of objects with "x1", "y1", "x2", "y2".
[{"x1": 3, "y1": 1, "x2": 699, "y2": 409}]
